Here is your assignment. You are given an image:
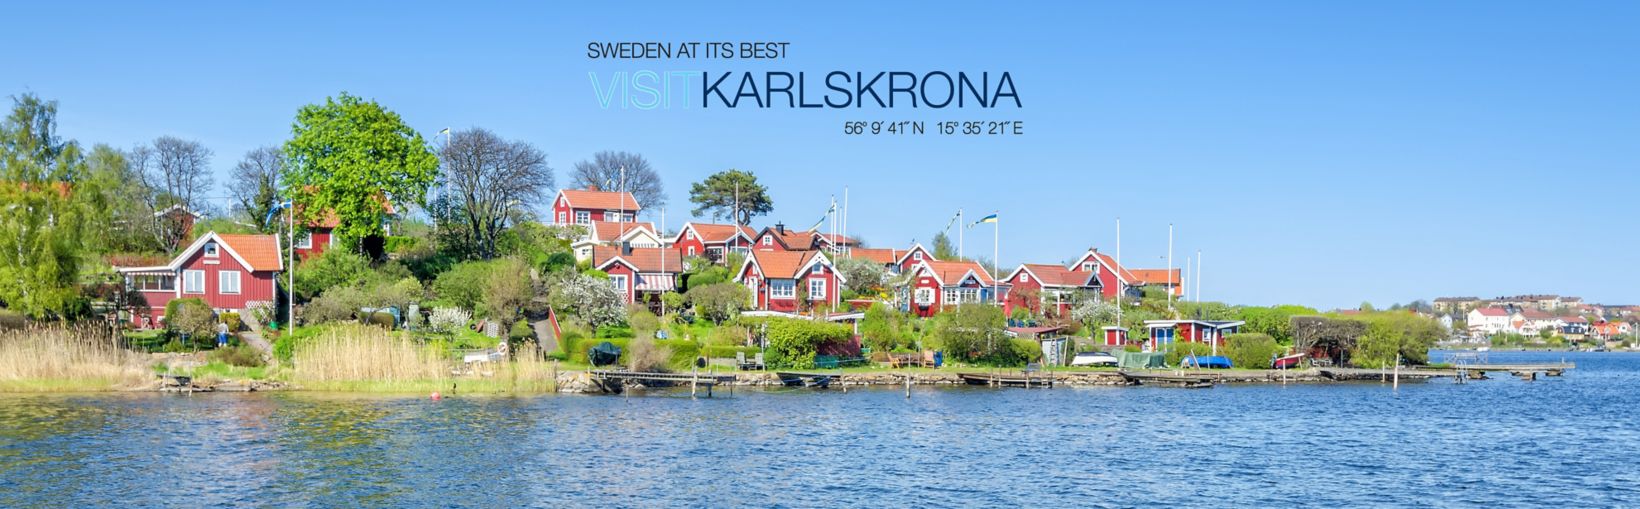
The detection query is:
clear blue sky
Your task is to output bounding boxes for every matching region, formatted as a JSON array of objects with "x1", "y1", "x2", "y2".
[{"x1": 4, "y1": 1, "x2": 1636, "y2": 310}]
